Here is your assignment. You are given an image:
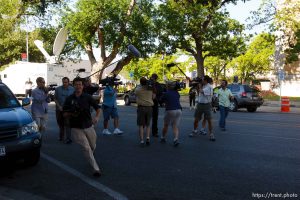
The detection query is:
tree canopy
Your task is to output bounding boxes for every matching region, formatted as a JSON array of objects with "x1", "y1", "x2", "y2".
[
  {"x1": 63, "y1": 0, "x2": 157, "y2": 82},
  {"x1": 0, "y1": 0, "x2": 64, "y2": 68},
  {"x1": 155, "y1": 0, "x2": 246, "y2": 78},
  {"x1": 228, "y1": 33, "x2": 275, "y2": 83}
]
